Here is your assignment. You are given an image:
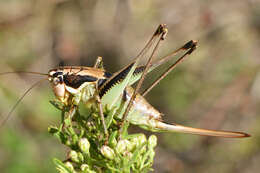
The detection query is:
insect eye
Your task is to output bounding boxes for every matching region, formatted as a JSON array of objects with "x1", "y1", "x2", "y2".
[{"x1": 53, "y1": 77, "x2": 62, "y2": 85}]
